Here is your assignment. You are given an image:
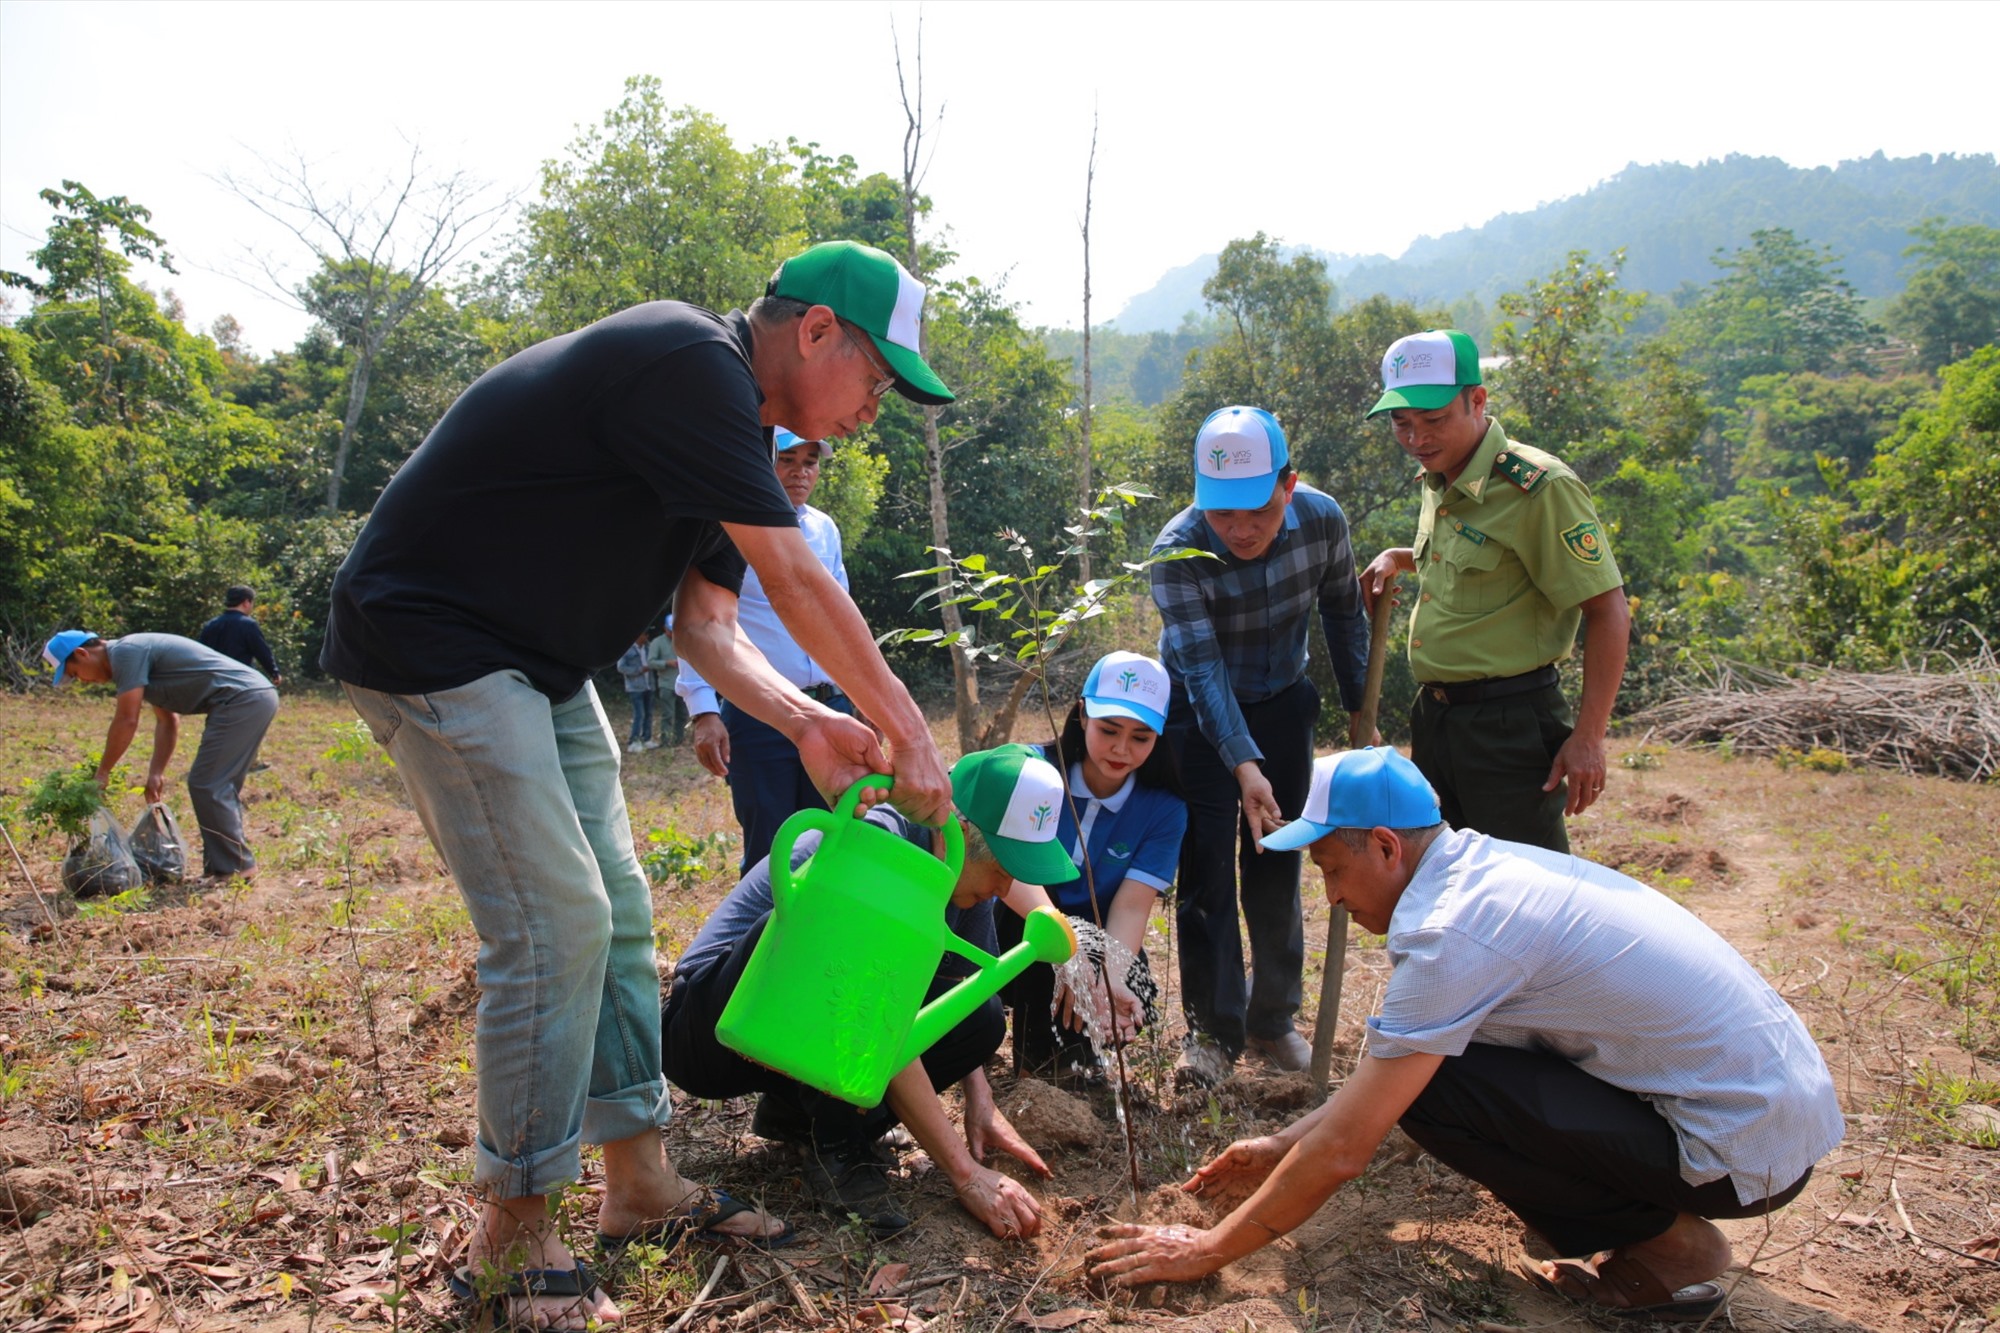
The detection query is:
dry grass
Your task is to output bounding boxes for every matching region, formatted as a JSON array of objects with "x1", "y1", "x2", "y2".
[{"x1": 1, "y1": 686, "x2": 1996, "y2": 1331}]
